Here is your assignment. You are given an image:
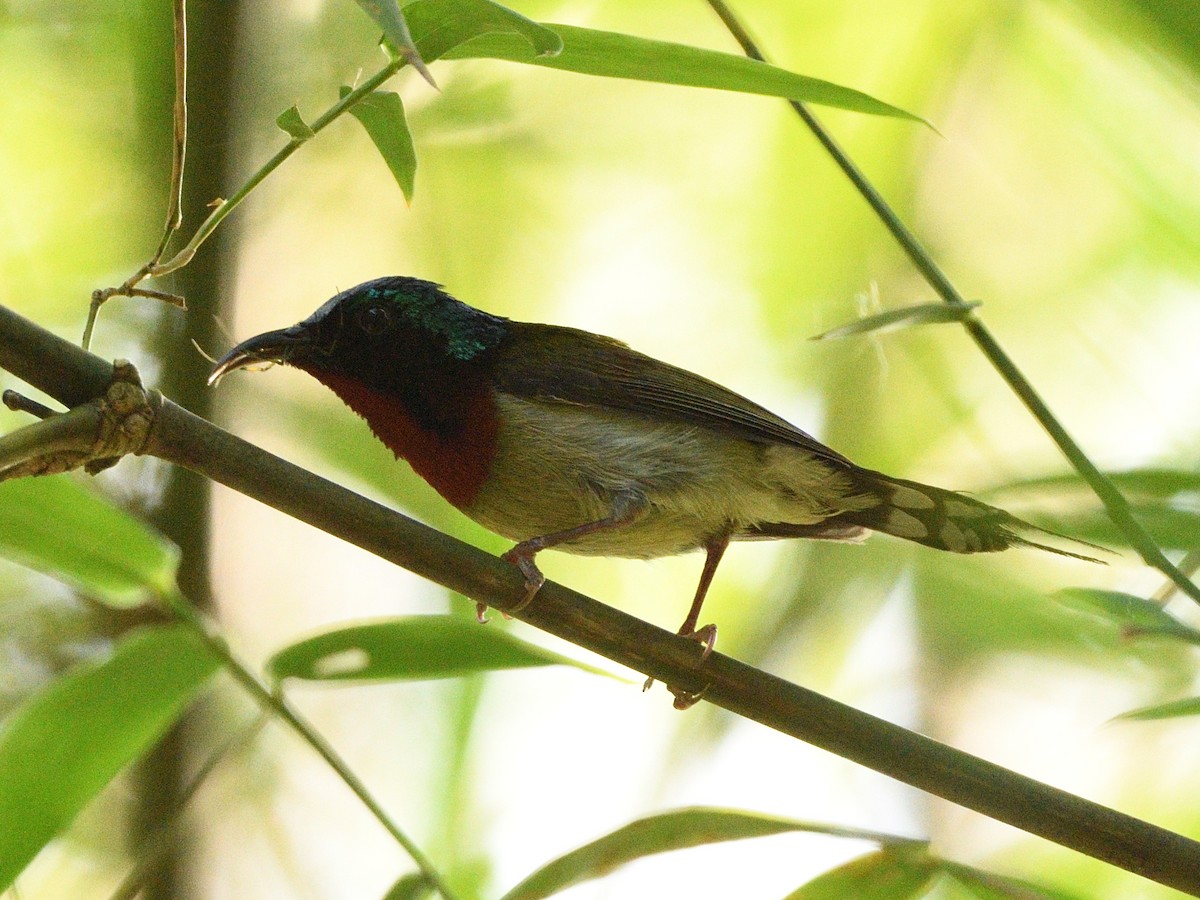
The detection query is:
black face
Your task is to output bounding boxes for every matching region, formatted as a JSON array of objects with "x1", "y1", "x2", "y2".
[{"x1": 210, "y1": 277, "x2": 512, "y2": 434}]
